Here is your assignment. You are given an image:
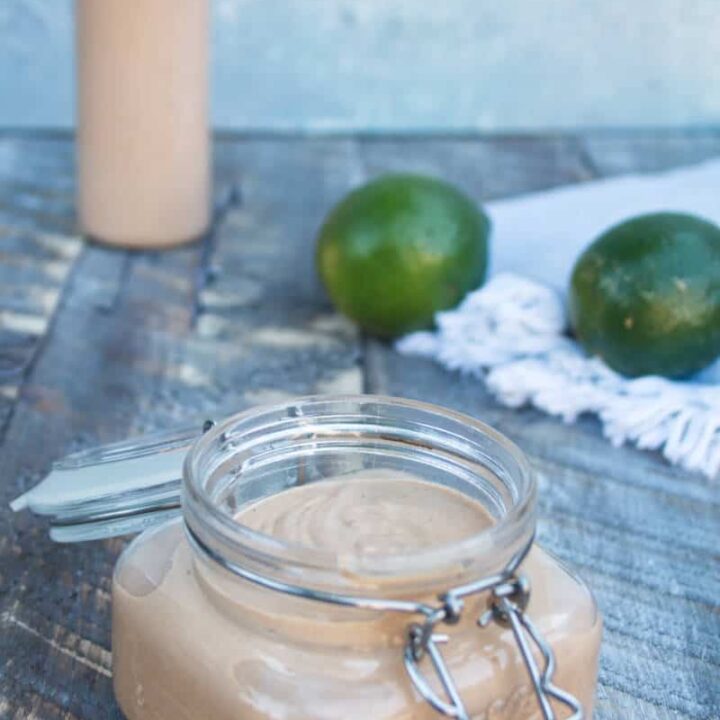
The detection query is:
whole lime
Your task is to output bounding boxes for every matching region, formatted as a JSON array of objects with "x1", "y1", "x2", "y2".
[
  {"x1": 569, "y1": 212, "x2": 720, "y2": 378},
  {"x1": 316, "y1": 174, "x2": 489, "y2": 337}
]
